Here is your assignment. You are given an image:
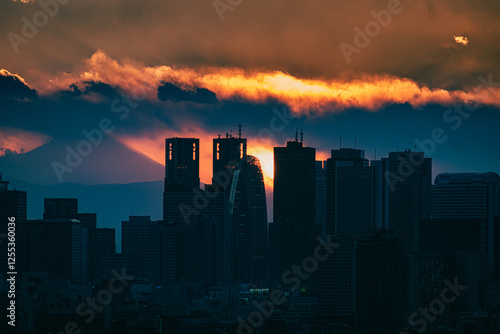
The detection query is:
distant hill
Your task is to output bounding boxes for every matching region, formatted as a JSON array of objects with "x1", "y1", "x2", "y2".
[
  {"x1": 0, "y1": 136, "x2": 164, "y2": 185},
  {"x1": 0, "y1": 136, "x2": 165, "y2": 250}
]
